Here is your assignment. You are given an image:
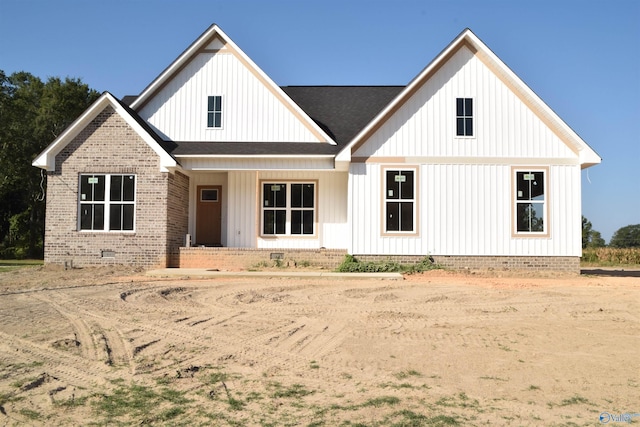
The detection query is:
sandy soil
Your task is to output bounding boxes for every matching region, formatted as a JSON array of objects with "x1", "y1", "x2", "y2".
[{"x1": 0, "y1": 266, "x2": 638, "y2": 426}]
